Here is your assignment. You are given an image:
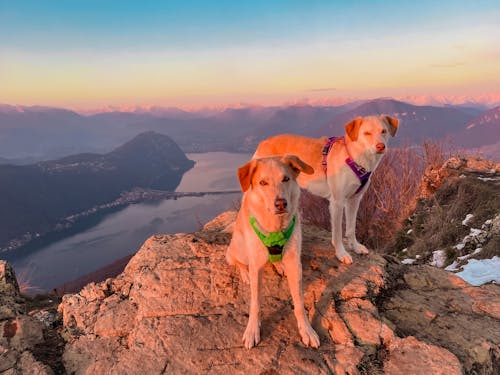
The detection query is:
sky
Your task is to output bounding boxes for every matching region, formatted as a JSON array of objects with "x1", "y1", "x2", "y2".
[{"x1": 0, "y1": 0, "x2": 499, "y2": 110}]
